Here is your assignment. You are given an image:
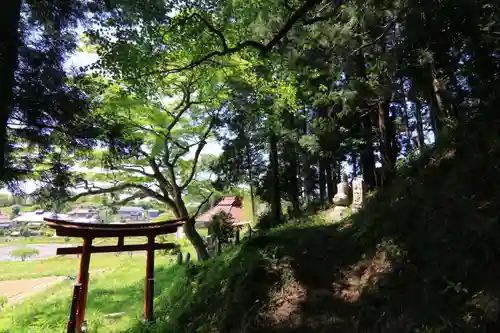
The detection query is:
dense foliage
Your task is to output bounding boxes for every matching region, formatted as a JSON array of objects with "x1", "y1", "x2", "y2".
[{"x1": 1, "y1": 0, "x2": 499, "y2": 257}]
